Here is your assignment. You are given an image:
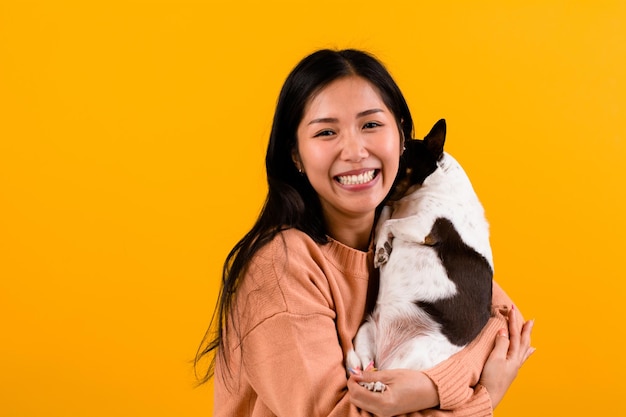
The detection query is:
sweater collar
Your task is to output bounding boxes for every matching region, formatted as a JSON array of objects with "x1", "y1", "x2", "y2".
[{"x1": 321, "y1": 236, "x2": 374, "y2": 280}]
